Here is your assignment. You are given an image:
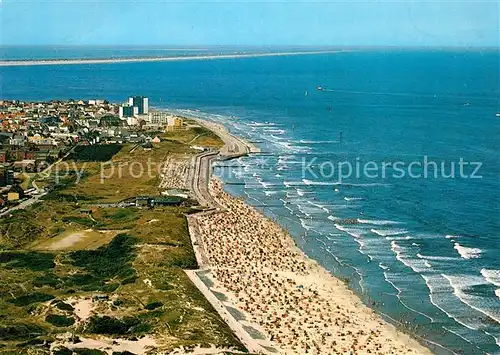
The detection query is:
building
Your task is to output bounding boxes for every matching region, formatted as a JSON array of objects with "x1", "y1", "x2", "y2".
[
  {"x1": 148, "y1": 110, "x2": 169, "y2": 125},
  {"x1": 142, "y1": 141, "x2": 153, "y2": 151},
  {"x1": 7, "y1": 192, "x2": 19, "y2": 202},
  {"x1": 128, "y1": 96, "x2": 149, "y2": 115},
  {"x1": 118, "y1": 105, "x2": 139, "y2": 118},
  {"x1": 166, "y1": 117, "x2": 184, "y2": 132},
  {"x1": 150, "y1": 196, "x2": 184, "y2": 206},
  {"x1": 5, "y1": 170, "x2": 14, "y2": 185},
  {"x1": 134, "y1": 195, "x2": 185, "y2": 207},
  {"x1": 167, "y1": 116, "x2": 183, "y2": 127},
  {"x1": 117, "y1": 96, "x2": 149, "y2": 122}
]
